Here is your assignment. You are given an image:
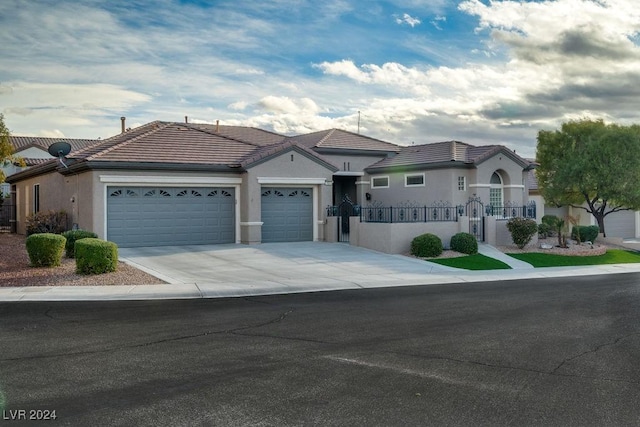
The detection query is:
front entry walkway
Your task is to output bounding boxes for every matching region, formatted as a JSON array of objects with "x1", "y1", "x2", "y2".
[{"x1": 477, "y1": 244, "x2": 534, "y2": 269}]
